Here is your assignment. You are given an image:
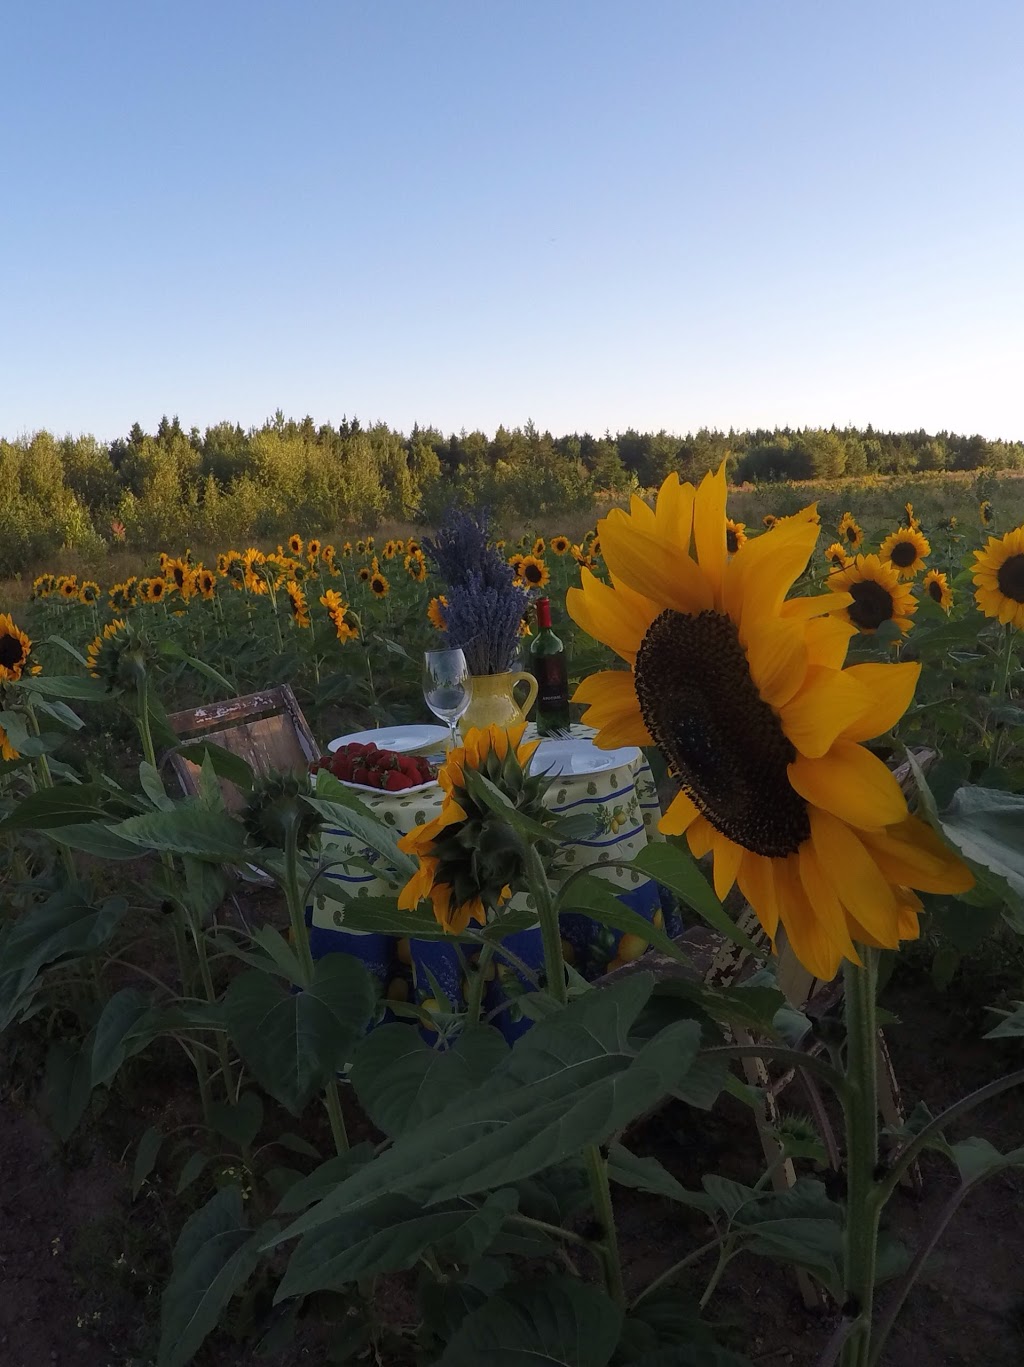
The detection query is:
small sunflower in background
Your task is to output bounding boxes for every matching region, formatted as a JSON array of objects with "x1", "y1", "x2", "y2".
[
  {"x1": 762, "y1": 513, "x2": 777, "y2": 530},
  {"x1": 1, "y1": 721, "x2": 19, "y2": 762},
  {"x1": 285, "y1": 580, "x2": 310, "y2": 628},
  {"x1": 320, "y1": 589, "x2": 359, "y2": 643},
  {"x1": 288, "y1": 533, "x2": 303, "y2": 556},
  {"x1": 358, "y1": 565, "x2": 372, "y2": 583},
  {"x1": 725, "y1": 519, "x2": 747, "y2": 553},
  {"x1": 369, "y1": 571, "x2": 390, "y2": 599},
  {"x1": 972, "y1": 526, "x2": 1024, "y2": 628},
  {"x1": 383, "y1": 539, "x2": 397, "y2": 560},
  {"x1": 879, "y1": 526, "x2": 930, "y2": 579},
  {"x1": 494, "y1": 539, "x2": 506, "y2": 552},
  {"x1": 32, "y1": 574, "x2": 54, "y2": 598},
  {"x1": 356, "y1": 539, "x2": 366, "y2": 555},
  {"x1": 979, "y1": 499, "x2": 994, "y2": 528},
  {"x1": 59, "y1": 576, "x2": 79, "y2": 601},
  {"x1": 405, "y1": 549, "x2": 427, "y2": 582},
  {"x1": 939, "y1": 515, "x2": 958, "y2": 533},
  {"x1": 828, "y1": 554, "x2": 917, "y2": 637},
  {"x1": 519, "y1": 555, "x2": 549, "y2": 589},
  {"x1": 0, "y1": 614, "x2": 32, "y2": 682},
  {"x1": 165, "y1": 557, "x2": 194, "y2": 599},
  {"x1": 365, "y1": 536, "x2": 375, "y2": 552},
  {"x1": 921, "y1": 569, "x2": 953, "y2": 613},
  {"x1": 395, "y1": 538, "x2": 405, "y2": 553},
  {"x1": 900, "y1": 501, "x2": 920, "y2": 530},
  {"x1": 197, "y1": 568, "x2": 217, "y2": 600},
  {"x1": 406, "y1": 538, "x2": 420, "y2": 554},
  {"x1": 78, "y1": 580, "x2": 101, "y2": 605},
  {"x1": 341, "y1": 542, "x2": 352, "y2": 558},
  {"x1": 427, "y1": 595, "x2": 448, "y2": 631},
  {"x1": 589, "y1": 535, "x2": 602, "y2": 558},
  {"x1": 108, "y1": 580, "x2": 135, "y2": 611},
  {"x1": 550, "y1": 534, "x2": 570, "y2": 556},
  {"x1": 824, "y1": 542, "x2": 852, "y2": 571},
  {"x1": 307, "y1": 538, "x2": 322, "y2": 565},
  {"x1": 86, "y1": 619, "x2": 127, "y2": 677},
  {"x1": 139, "y1": 577, "x2": 166, "y2": 604},
  {"x1": 837, "y1": 511, "x2": 864, "y2": 549},
  {"x1": 532, "y1": 536, "x2": 546, "y2": 556},
  {"x1": 508, "y1": 553, "x2": 525, "y2": 583}
]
